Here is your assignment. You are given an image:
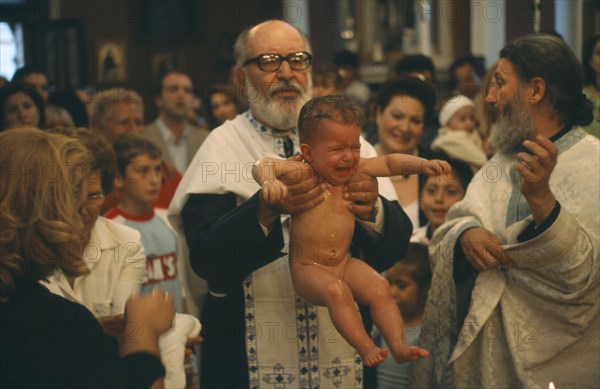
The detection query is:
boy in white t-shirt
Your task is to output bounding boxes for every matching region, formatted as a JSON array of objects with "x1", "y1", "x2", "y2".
[
  {"x1": 106, "y1": 133, "x2": 200, "y2": 388},
  {"x1": 105, "y1": 134, "x2": 188, "y2": 311}
]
